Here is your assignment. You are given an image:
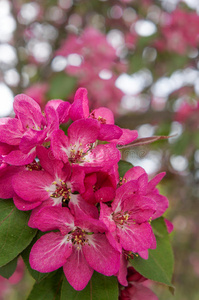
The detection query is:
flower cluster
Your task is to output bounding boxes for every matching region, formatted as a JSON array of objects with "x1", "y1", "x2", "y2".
[
  {"x1": 56, "y1": 28, "x2": 126, "y2": 113},
  {"x1": 0, "y1": 88, "x2": 169, "y2": 292},
  {"x1": 155, "y1": 9, "x2": 199, "y2": 54}
]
